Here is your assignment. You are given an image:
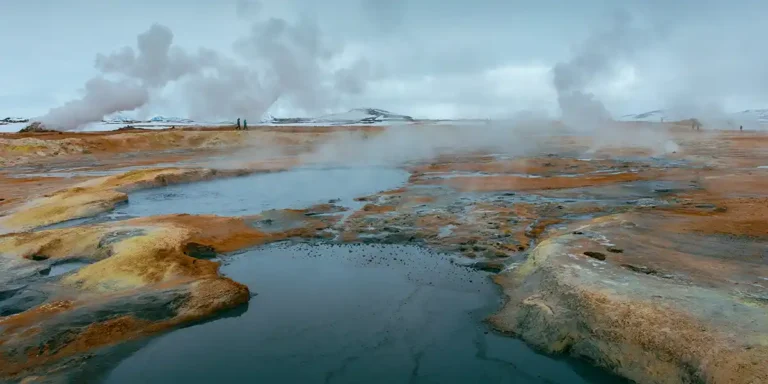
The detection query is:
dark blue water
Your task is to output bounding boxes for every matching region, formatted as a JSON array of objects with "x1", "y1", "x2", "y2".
[{"x1": 105, "y1": 243, "x2": 623, "y2": 384}]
